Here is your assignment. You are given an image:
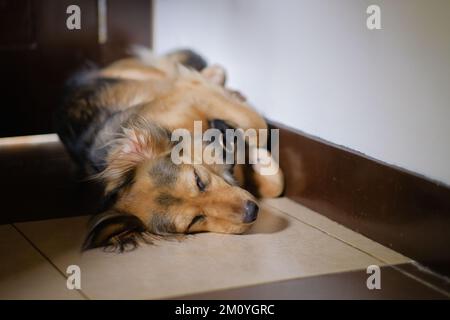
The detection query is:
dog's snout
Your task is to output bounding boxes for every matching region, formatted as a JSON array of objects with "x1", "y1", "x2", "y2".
[{"x1": 243, "y1": 201, "x2": 259, "y2": 223}]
